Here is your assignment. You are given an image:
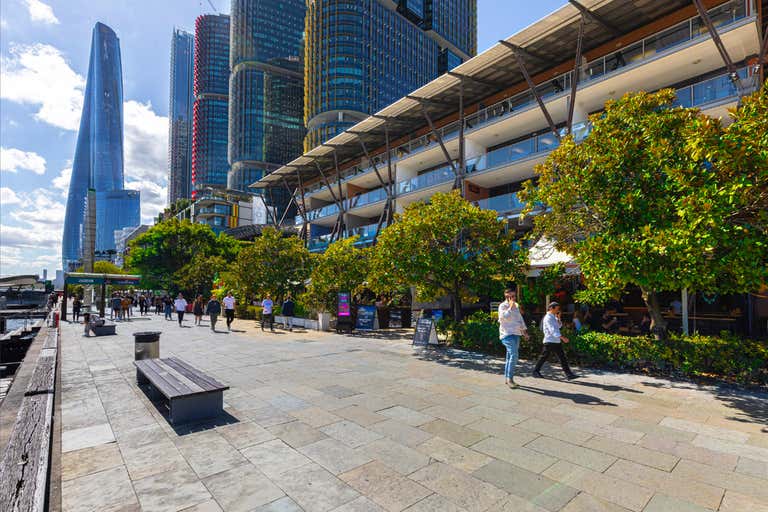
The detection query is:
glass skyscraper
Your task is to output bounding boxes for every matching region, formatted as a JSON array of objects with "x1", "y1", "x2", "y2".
[
  {"x1": 192, "y1": 14, "x2": 230, "y2": 197},
  {"x1": 305, "y1": 0, "x2": 477, "y2": 150},
  {"x1": 227, "y1": 0, "x2": 306, "y2": 197},
  {"x1": 62, "y1": 23, "x2": 140, "y2": 270},
  {"x1": 168, "y1": 28, "x2": 195, "y2": 205}
]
